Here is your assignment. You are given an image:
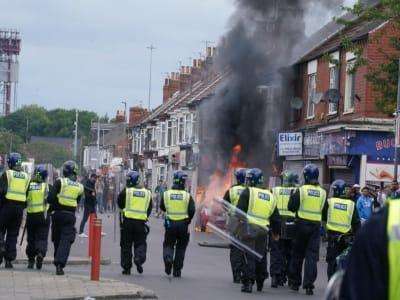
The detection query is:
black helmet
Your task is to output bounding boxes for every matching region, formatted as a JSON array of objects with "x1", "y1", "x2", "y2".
[
  {"x1": 331, "y1": 179, "x2": 347, "y2": 198},
  {"x1": 281, "y1": 170, "x2": 299, "y2": 187},
  {"x1": 234, "y1": 168, "x2": 247, "y2": 185},
  {"x1": 7, "y1": 152, "x2": 22, "y2": 170},
  {"x1": 34, "y1": 165, "x2": 48, "y2": 183},
  {"x1": 126, "y1": 171, "x2": 140, "y2": 187},
  {"x1": 303, "y1": 164, "x2": 319, "y2": 185},
  {"x1": 173, "y1": 170, "x2": 188, "y2": 188},
  {"x1": 246, "y1": 168, "x2": 264, "y2": 187},
  {"x1": 62, "y1": 161, "x2": 78, "y2": 178}
]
